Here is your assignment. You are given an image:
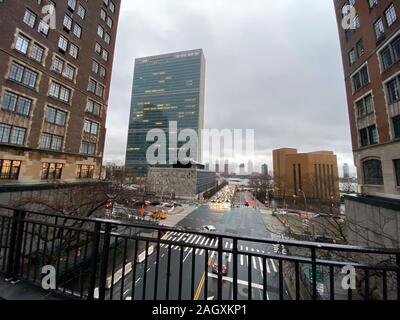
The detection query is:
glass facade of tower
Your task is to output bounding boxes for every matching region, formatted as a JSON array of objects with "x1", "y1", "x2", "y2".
[{"x1": 126, "y1": 49, "x2": 205, "y2": 177}]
